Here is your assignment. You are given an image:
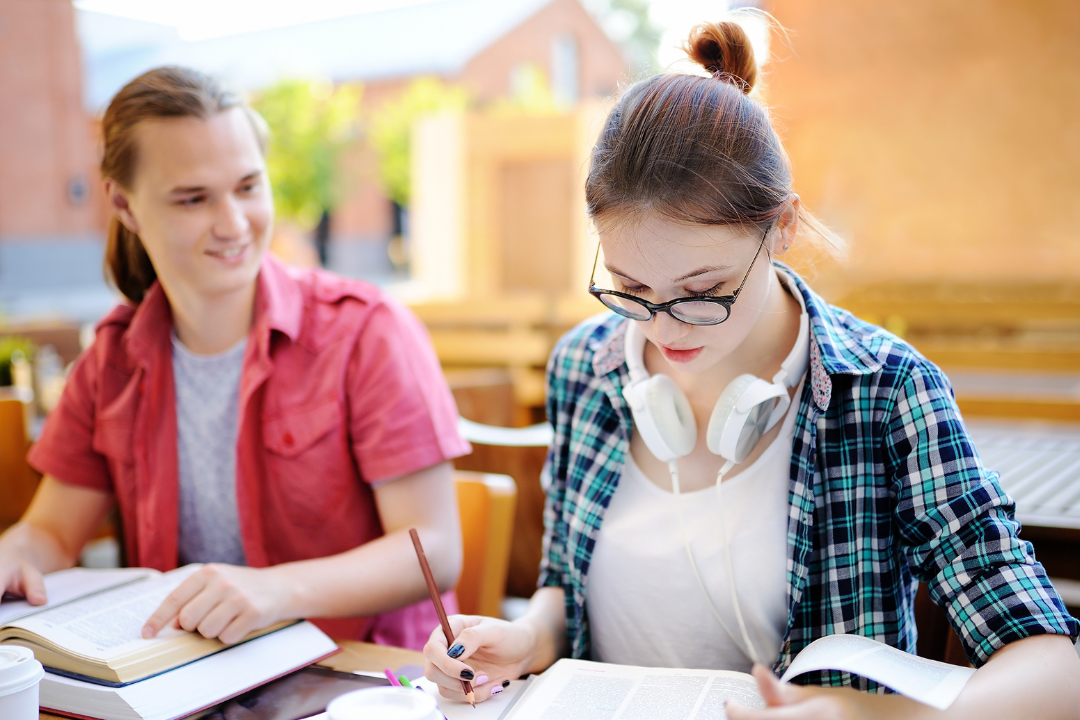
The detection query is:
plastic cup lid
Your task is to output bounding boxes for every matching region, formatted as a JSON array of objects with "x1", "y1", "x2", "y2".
[
  {"x1": 327, "y1": 686, "x2": 440, "y2": 720},
  {"x1": 0, "y1": 646, "x2": 44, "y2": 697}
]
